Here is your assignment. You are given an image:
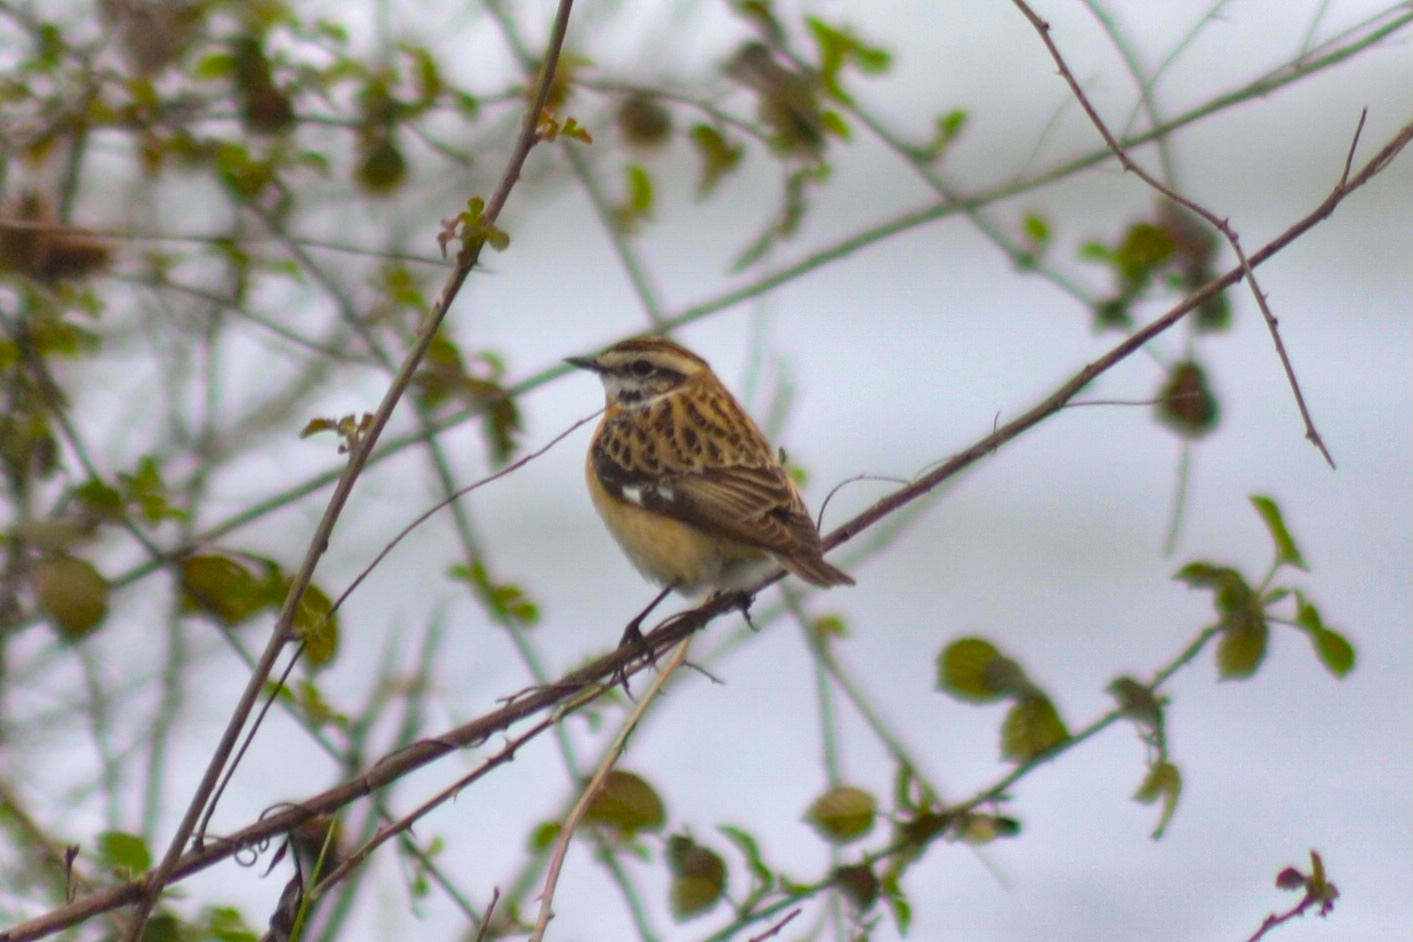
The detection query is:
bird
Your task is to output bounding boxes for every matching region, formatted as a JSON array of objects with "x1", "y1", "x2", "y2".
[{"x1": 566, "y1": 336, "x2": 853, "y2": 642}]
